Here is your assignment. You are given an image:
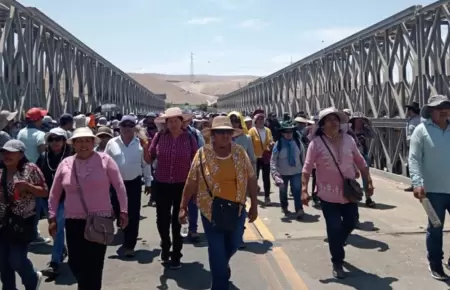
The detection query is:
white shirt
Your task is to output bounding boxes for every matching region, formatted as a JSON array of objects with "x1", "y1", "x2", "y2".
[{"x1": 105, "y1": 136, "x2": 152, "y2": 186}]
